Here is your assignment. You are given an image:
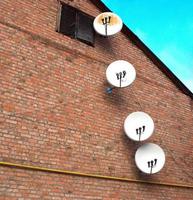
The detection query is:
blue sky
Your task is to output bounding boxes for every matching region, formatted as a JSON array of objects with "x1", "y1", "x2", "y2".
[{"x1": 101, "y1": 0, "x2": 193, "y2": 93}]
